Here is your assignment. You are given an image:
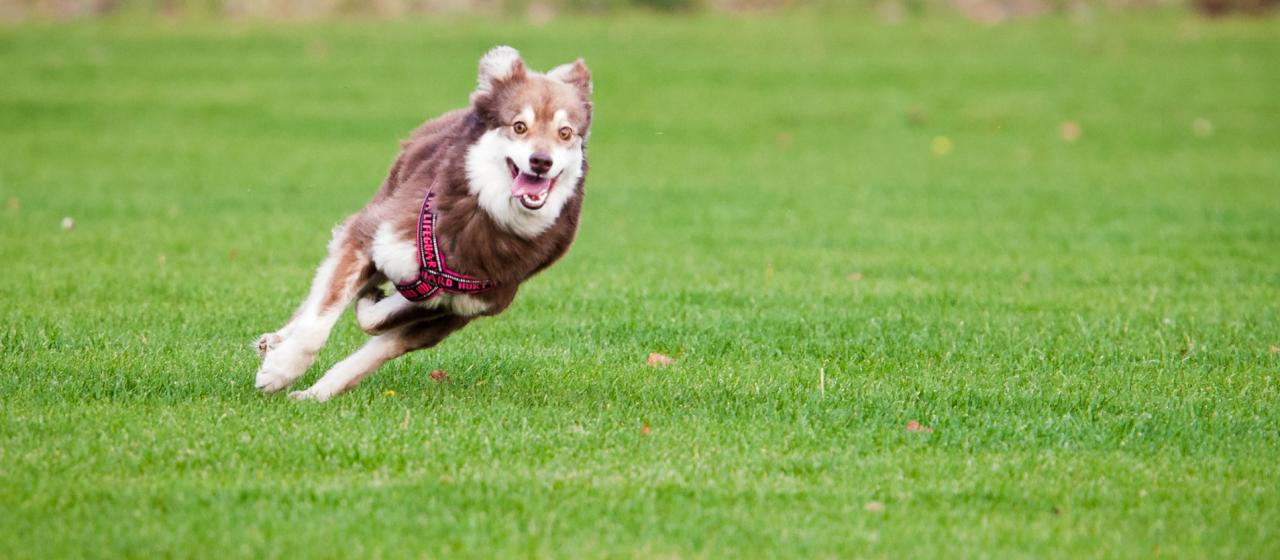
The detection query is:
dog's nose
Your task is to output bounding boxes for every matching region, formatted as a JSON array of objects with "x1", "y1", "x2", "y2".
[{"x1": 529, "y1": 152, "x2": 553, "y2": 175}]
